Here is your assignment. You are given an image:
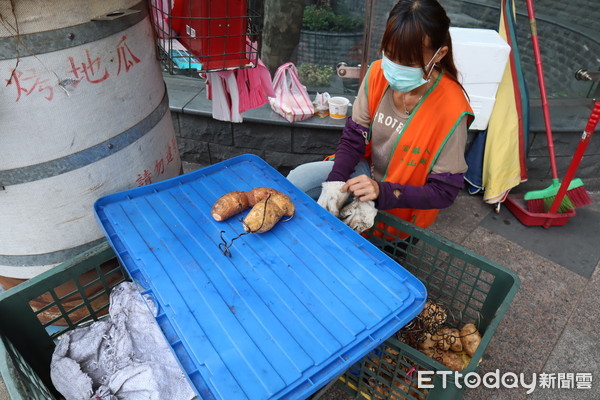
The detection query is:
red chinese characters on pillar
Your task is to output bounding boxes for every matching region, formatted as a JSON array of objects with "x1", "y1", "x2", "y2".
[
  {"x1": 165, "y1": 137, "x2": 178, "y2": 164},
  {"x1": 5, "y1": 69, "x2": 54, "y2": 102},
  {"x1": 154, "y1": 159, "x2": 165, "y2": 175},
  {"x1": 165, "y1": 145, "x2": 175, "y2": 165},
  {"x1": 136, "y1": 169, "x2": 153, "y2": 187},
  {"x1": 67, "y1": 50, "x2": 110, "y2": 85},
  {"x1": 134, "y1": 138, "x2": 178, "y2": 185},
  {"x1": 6, "y1": 35, "x2": 143, "y2": 102},
  {"x1": 116, "y1": 36, "x2": 141, "y2": 75}
]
